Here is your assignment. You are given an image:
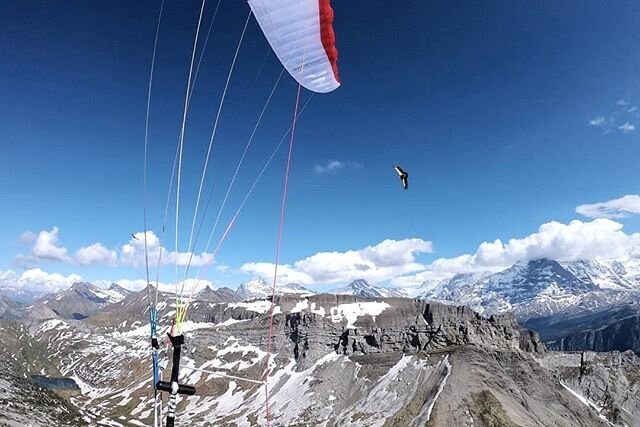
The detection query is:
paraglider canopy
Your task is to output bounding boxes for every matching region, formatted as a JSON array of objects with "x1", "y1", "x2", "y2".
[{"x1": 248, "y1": 0, "x2": 340, "y2": 93}]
